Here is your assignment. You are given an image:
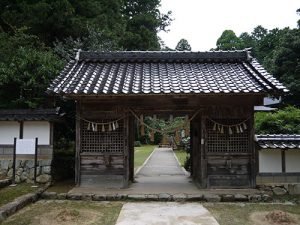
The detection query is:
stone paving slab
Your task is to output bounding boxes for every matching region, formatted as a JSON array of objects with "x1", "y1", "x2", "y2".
[
  {"x1": 137, "y1": 148, "x2": 185, "y2": 177},
  {"x1": 115, "y1": 202, "x2": 219, "y2": 225}
]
